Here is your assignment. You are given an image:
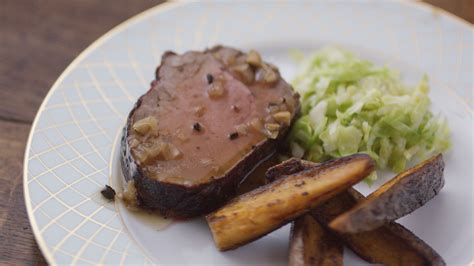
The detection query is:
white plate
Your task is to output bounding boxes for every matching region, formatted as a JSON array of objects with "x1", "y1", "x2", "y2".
[{"x1": 24, "y1": 1, "x2": 473, "y2": 265}]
